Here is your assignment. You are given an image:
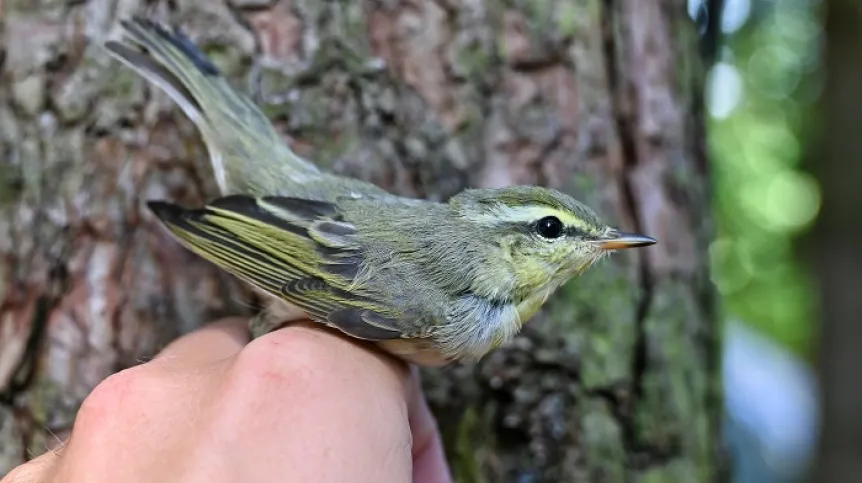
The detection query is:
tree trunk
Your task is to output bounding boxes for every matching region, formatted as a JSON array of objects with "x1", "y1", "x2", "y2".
[
  {"x1": 808, "y1": 1, "x2": 862, "y2": 482},
  {"x1": 0, "y1": 1, "x2": 720, "y2": 481}
]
